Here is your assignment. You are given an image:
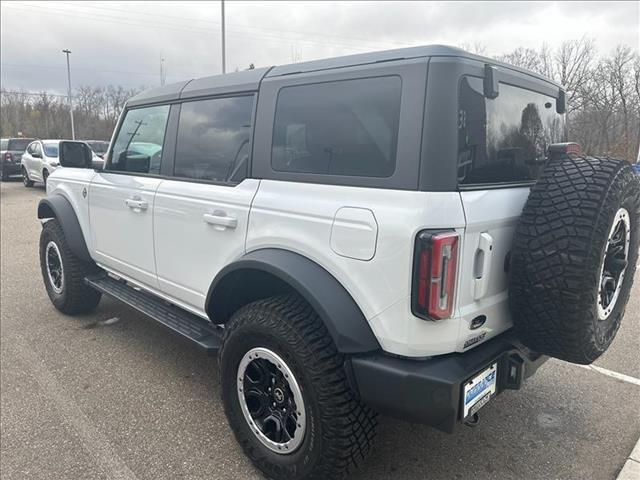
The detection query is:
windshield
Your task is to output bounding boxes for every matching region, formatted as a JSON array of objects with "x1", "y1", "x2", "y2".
[
  {"x1": 43, "y1": 144, "x2": 59, "y2": 157},
  {"x1": 8, "y1": 138, "x2": 33, "y2": 151}
]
